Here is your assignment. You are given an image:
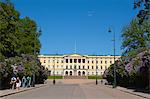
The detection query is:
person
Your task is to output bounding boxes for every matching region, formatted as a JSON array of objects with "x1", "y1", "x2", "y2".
[
  {"x1": 16, "y1": 77, "x2": 21, "y2": 90},
  {"x1": 22, "y1": 76, "x2": 26, "y2": 88},
  {"x1": 27, "y1": 76, "x2": 31, "y2": 87},
  {"x1": 10, "y1": 76, "x2": 16, "y2": 90},
  {"x1": 28, "y1": 76, "x2": 31, "y2": 87},
  {"x1": 101, "y1": 79, "x2": 103, "y2": 84}
]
